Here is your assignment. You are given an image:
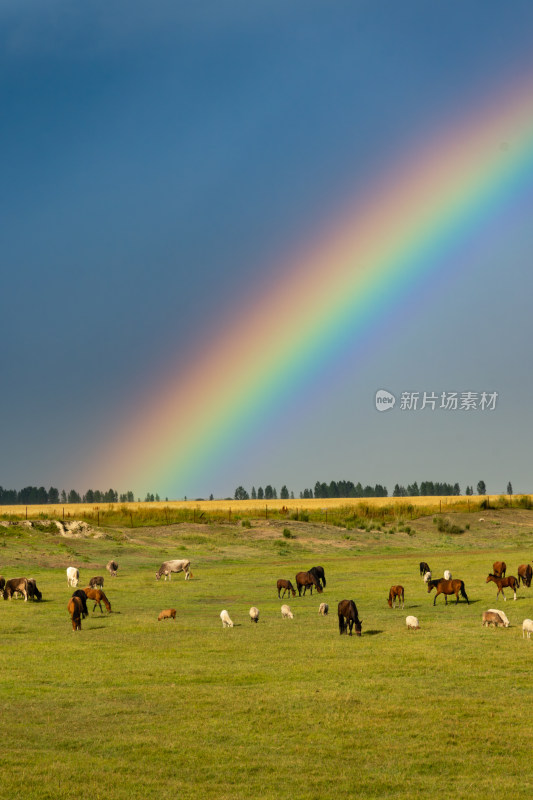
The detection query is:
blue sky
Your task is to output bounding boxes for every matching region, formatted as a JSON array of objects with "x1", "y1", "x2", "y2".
[{"x1": 2, "y1": 1, "x2": 533, "y2": 498}]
